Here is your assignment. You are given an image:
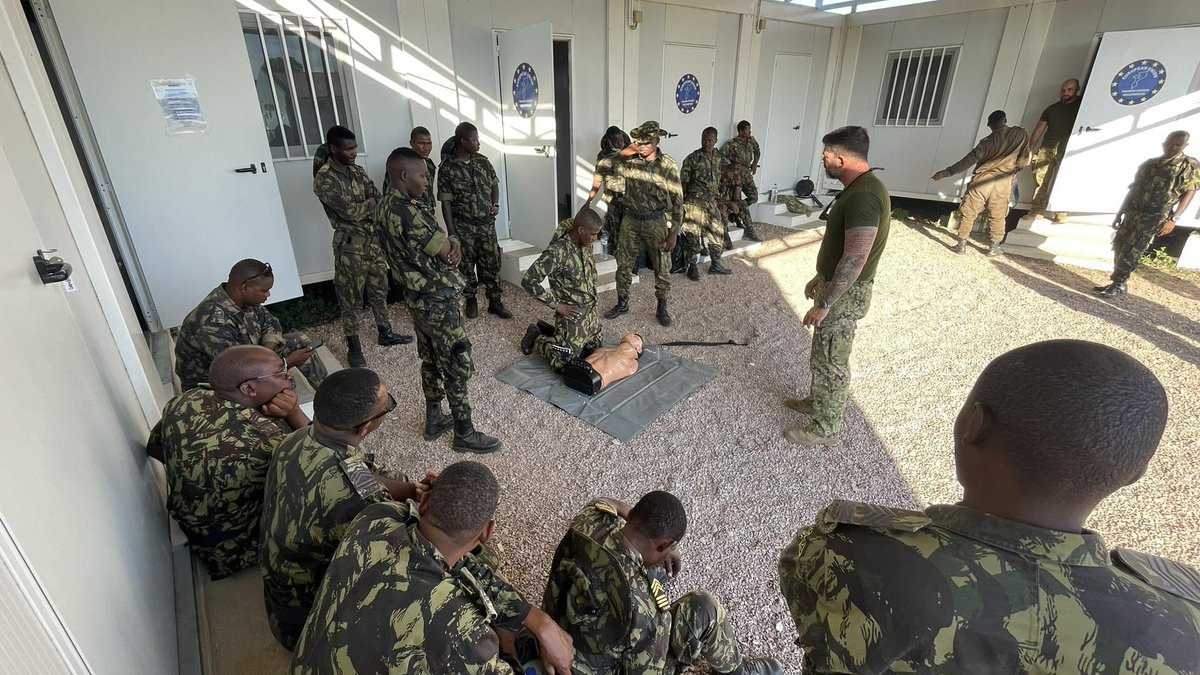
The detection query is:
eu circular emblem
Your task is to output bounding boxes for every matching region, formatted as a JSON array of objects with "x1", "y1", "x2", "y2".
[
  {"x1": 676, "y1": 74, "x2": 700, "y2": 115},
  {"x1": 1110, "y1": 59, "x2": 1166, "y2": 106},
  {"x1": 512, "y1": 62, "x2": 539, "y2": 119}
]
